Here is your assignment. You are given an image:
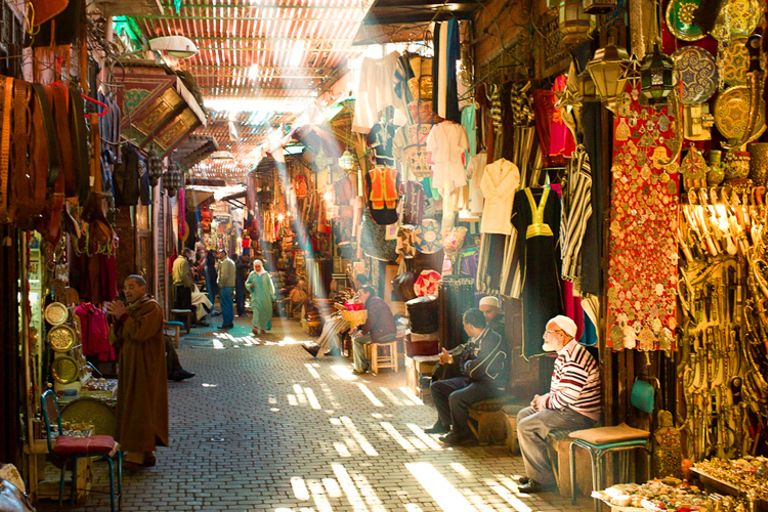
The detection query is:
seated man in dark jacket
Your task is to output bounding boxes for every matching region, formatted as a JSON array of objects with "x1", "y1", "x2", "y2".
[
  {"x1": 425, "y1": 308, "x2": 509, "y2": 445},
  {"x1": 351, "y1": 285, "x2": 397, "y2": 374}
]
